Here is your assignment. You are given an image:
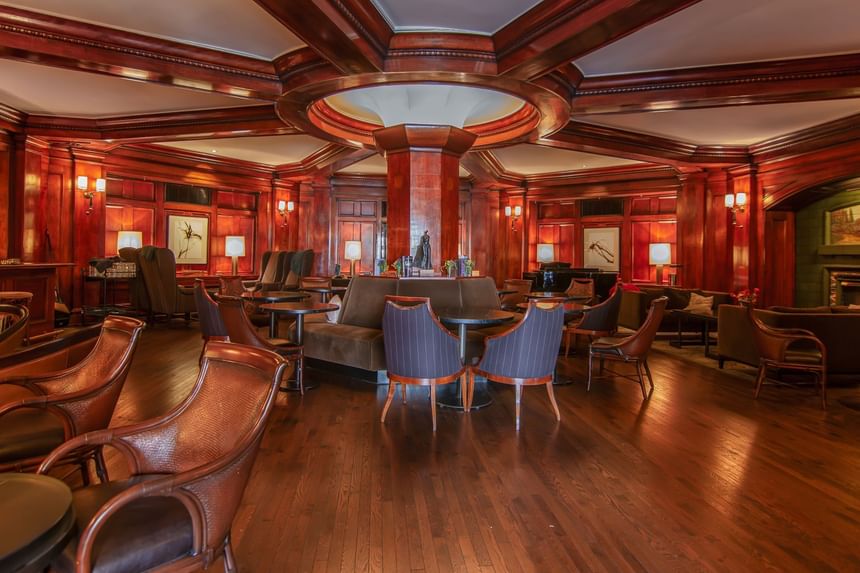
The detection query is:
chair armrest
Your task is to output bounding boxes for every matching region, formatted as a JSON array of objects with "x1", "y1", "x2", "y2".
[
  {"x1": 241, "y1": 280, "x2": 260, "y2": 290},
  {"x1": 765, "y1": 326, "x2": 816, "y2": 337},
  {"x1": 177, "y1": 285, "x2": 195, "y2": 295},
  {"x1": 37, "y1": 429, "x2": 119, "y2": 473}
]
